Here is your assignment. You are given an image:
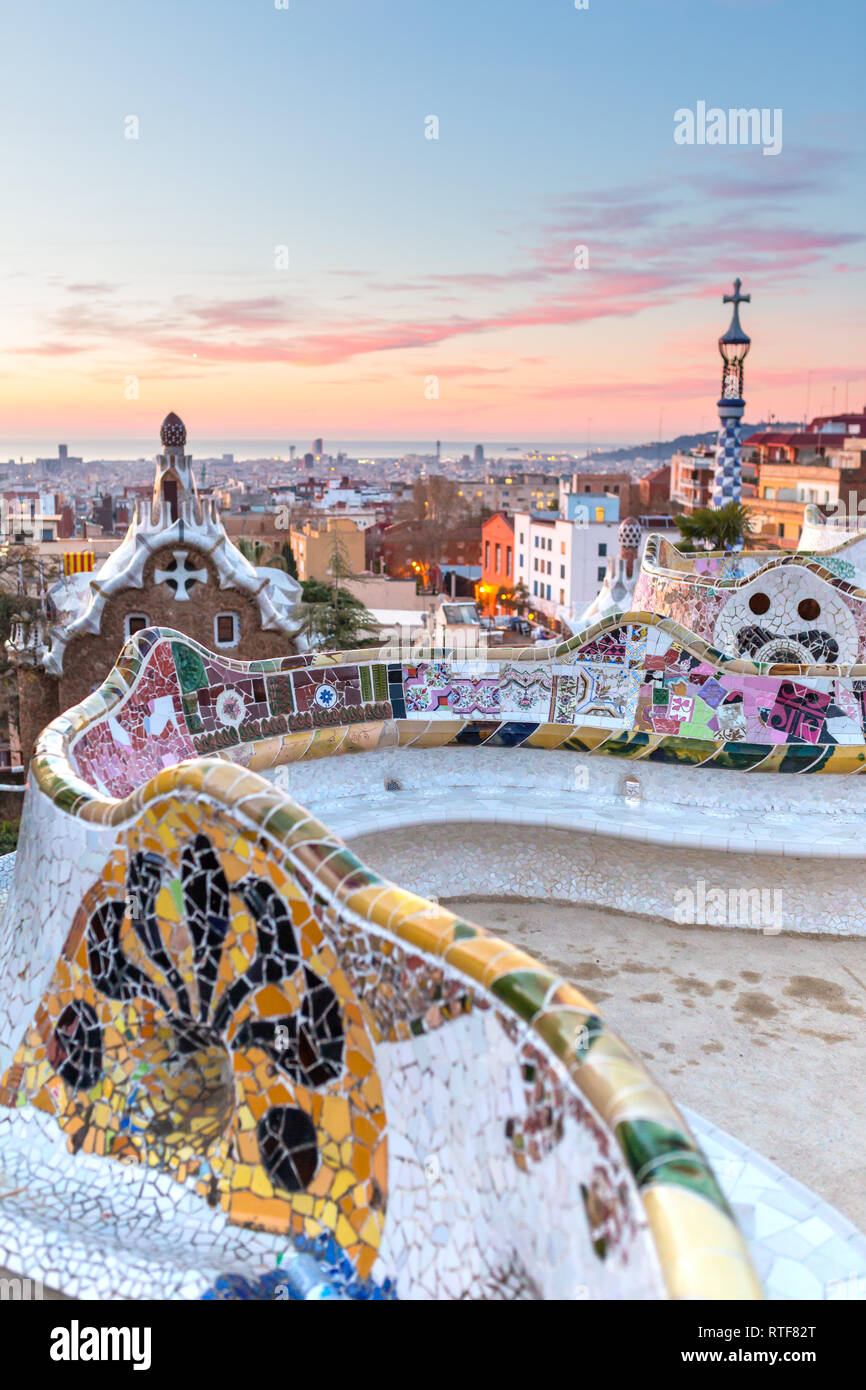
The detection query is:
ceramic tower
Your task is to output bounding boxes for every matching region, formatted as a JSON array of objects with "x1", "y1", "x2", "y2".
[{"x1": 712, "y1": 278, "x2": 752, "y2": 509}]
